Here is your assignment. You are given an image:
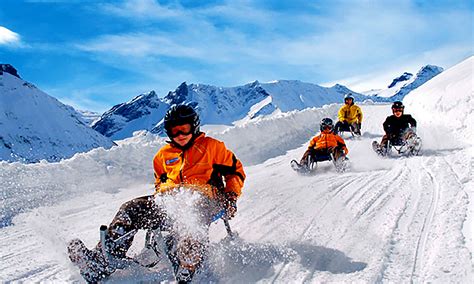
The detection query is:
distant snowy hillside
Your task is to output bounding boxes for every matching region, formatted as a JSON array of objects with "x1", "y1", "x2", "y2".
[
  {"x1": 260, "y1": 80, "x2": 368, "y2": 111},
  {"x1": 93, "y1": 80, "x2": 369, "y2": 140},
  {"x1": 404, "y1": 56, "x2": 473, "y2": 145},
  {"x1": 76, "y1": 109, "x2": 101, "y2": 126},
  {"x1": 92, "y1": 91, "x2": 169, "y2": 140},
  {"x1": 375, "y1": 65, "x2": 443, "y2": 99},
  {"x1": 0, "y1": 64, "x2": 114, "y2": 163}
]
